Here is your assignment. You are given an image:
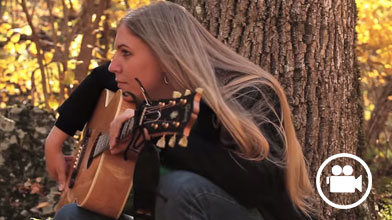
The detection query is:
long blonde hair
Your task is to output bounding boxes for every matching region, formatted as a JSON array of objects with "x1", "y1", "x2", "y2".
[{"x1": 121, "y1": 1, "x2": 313, "y2": 215}]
